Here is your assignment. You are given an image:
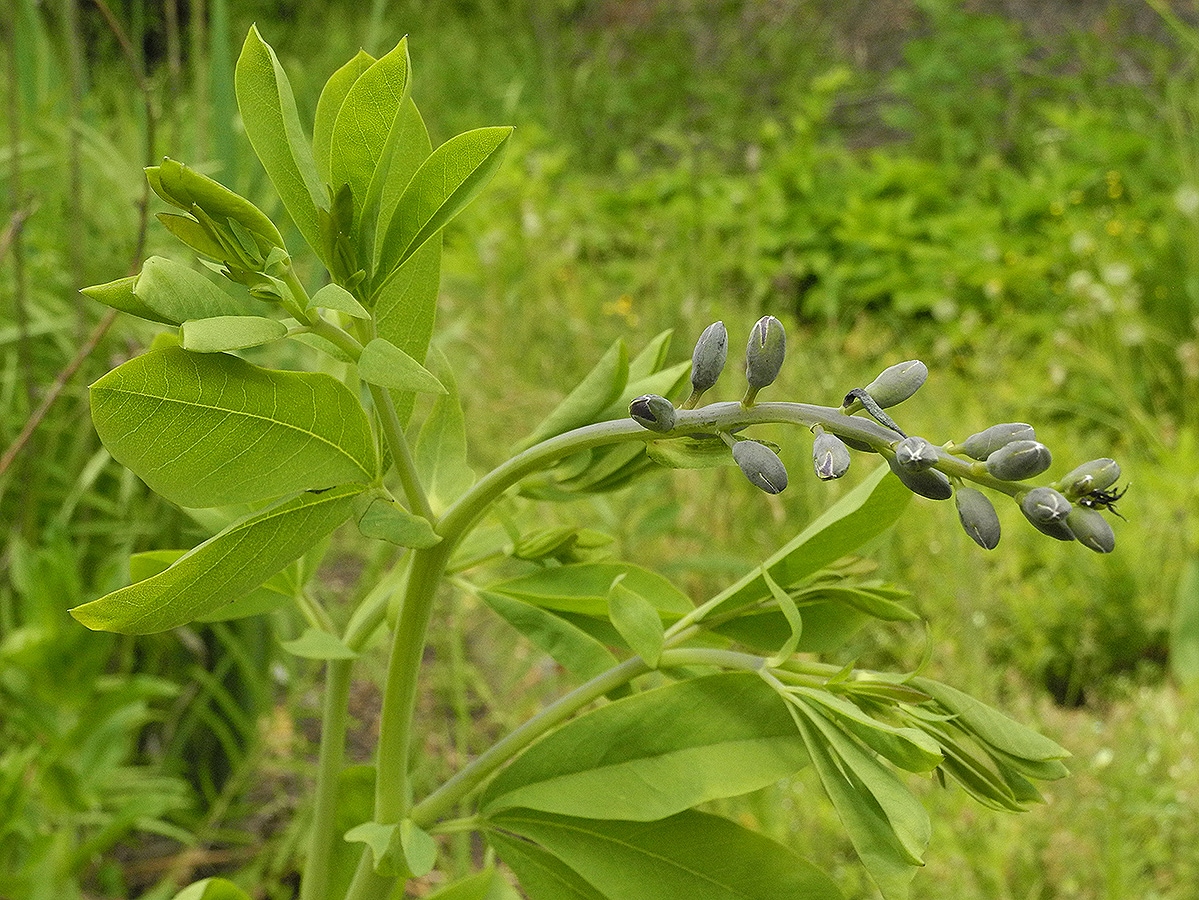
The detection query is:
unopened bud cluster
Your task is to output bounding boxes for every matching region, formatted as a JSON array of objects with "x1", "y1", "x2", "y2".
[{"x1": 626, "y1": 319, "x2": 1124, "y2": 552}]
